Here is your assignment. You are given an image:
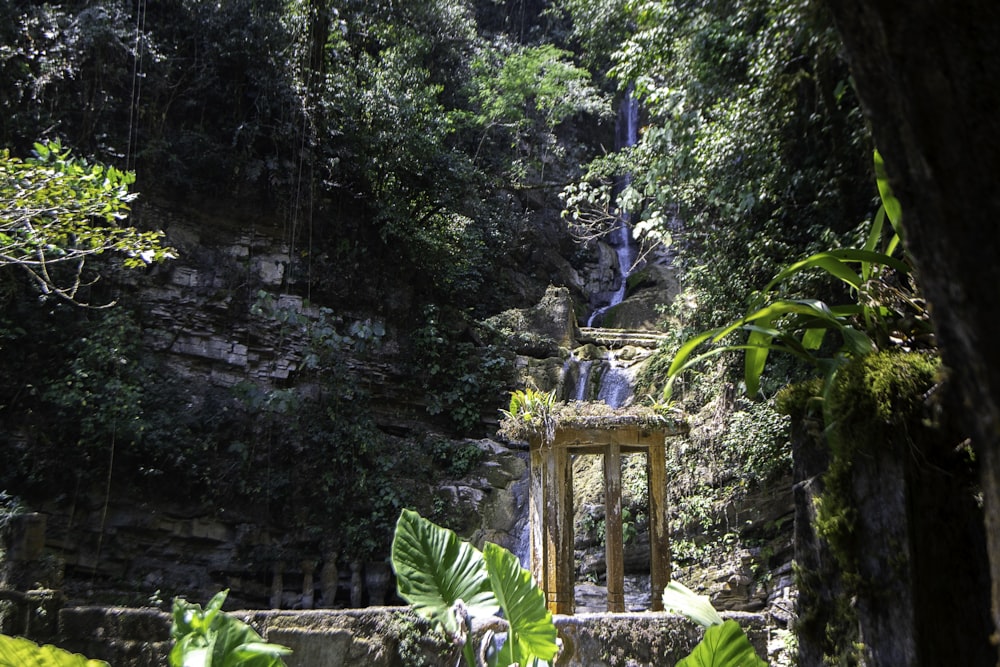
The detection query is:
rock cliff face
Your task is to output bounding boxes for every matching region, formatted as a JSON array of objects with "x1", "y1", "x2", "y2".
[
  {"x1": 6, "y1": 438, "x2": 528, "y2": 612},
  {"x1": 1, "y1": 199, "x2": 550, "y2": 611}
]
